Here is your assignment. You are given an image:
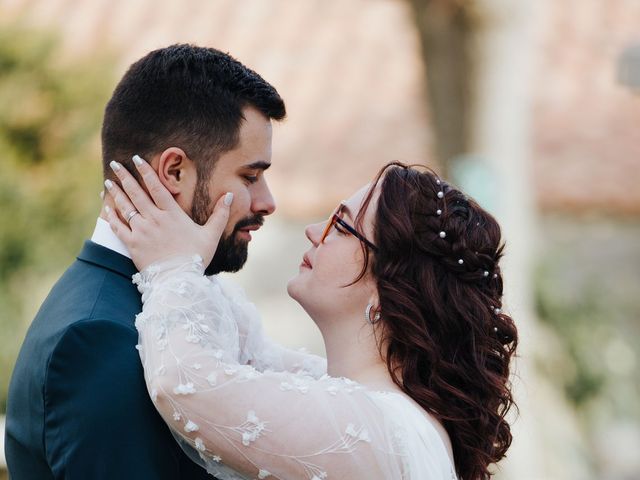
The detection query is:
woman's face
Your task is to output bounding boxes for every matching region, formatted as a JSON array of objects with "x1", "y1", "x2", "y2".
[{"x1": 287, "y1": 183, "x2": 380, "y2": 323}]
